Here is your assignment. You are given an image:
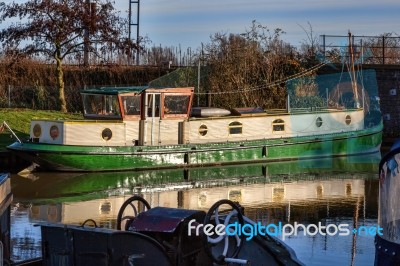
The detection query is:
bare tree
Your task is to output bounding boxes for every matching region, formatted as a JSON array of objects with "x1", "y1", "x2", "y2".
[
  {"x1": 362, "y1": 33, "x2": 400, "y2": 64},
  {"x1": 298, "y1": 22, "x2": 320, "y2": 66},
  {"x1": 0, "y1": 0, "x2": 135, "y2": 112},
  {"x1": 203, "y1": 20, "x2": 300, "y2": 109}
]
